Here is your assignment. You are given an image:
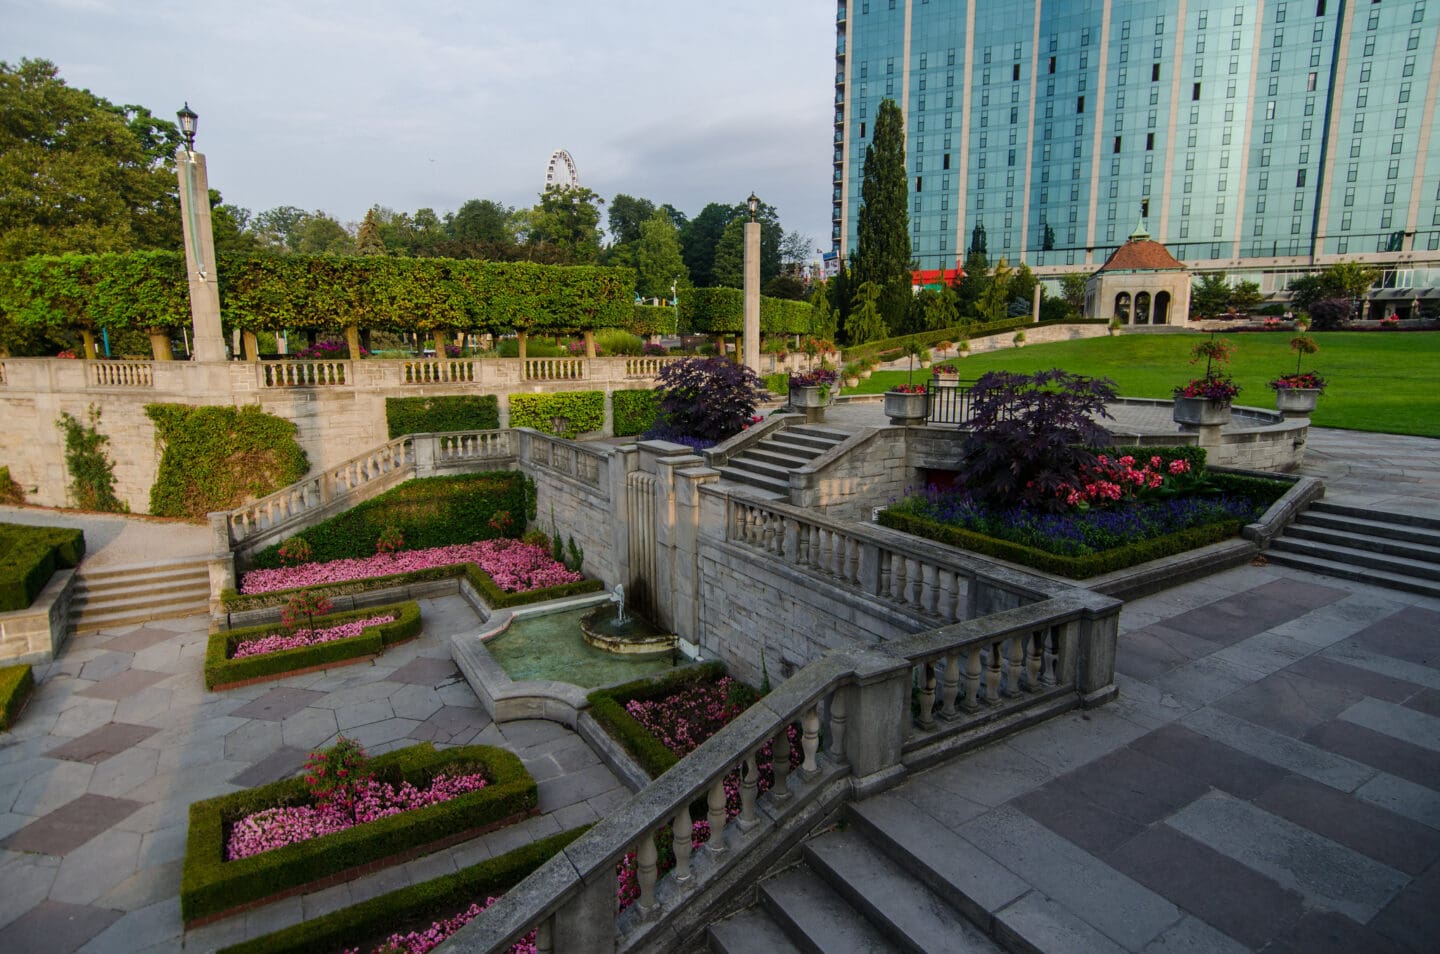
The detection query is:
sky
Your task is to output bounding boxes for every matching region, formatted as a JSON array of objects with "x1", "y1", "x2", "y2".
[{"x1": 3, "y1": 0, "x2": 836, "y2": 256}]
